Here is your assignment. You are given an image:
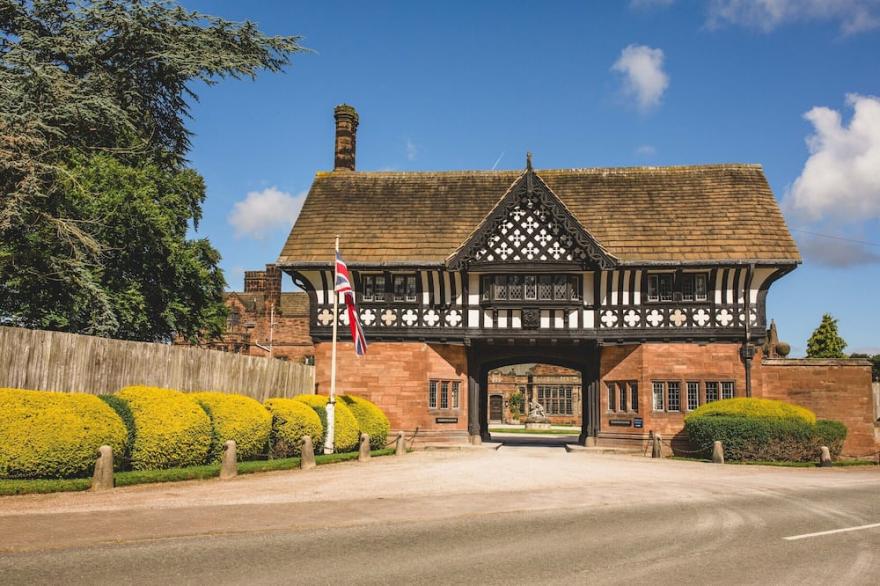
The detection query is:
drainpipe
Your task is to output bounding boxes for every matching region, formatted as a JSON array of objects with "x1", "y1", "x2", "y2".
[{"x1": 741, "y1": 263, "x2": 755, "y2": 397}]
